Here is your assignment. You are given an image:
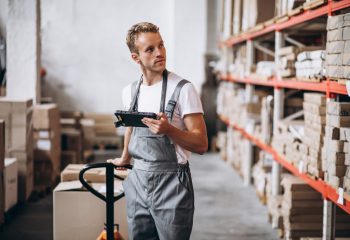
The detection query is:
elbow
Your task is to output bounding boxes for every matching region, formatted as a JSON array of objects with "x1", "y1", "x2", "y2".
[{"x1": 196, "y1": 142, "x2": 208, "y2": 155}]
